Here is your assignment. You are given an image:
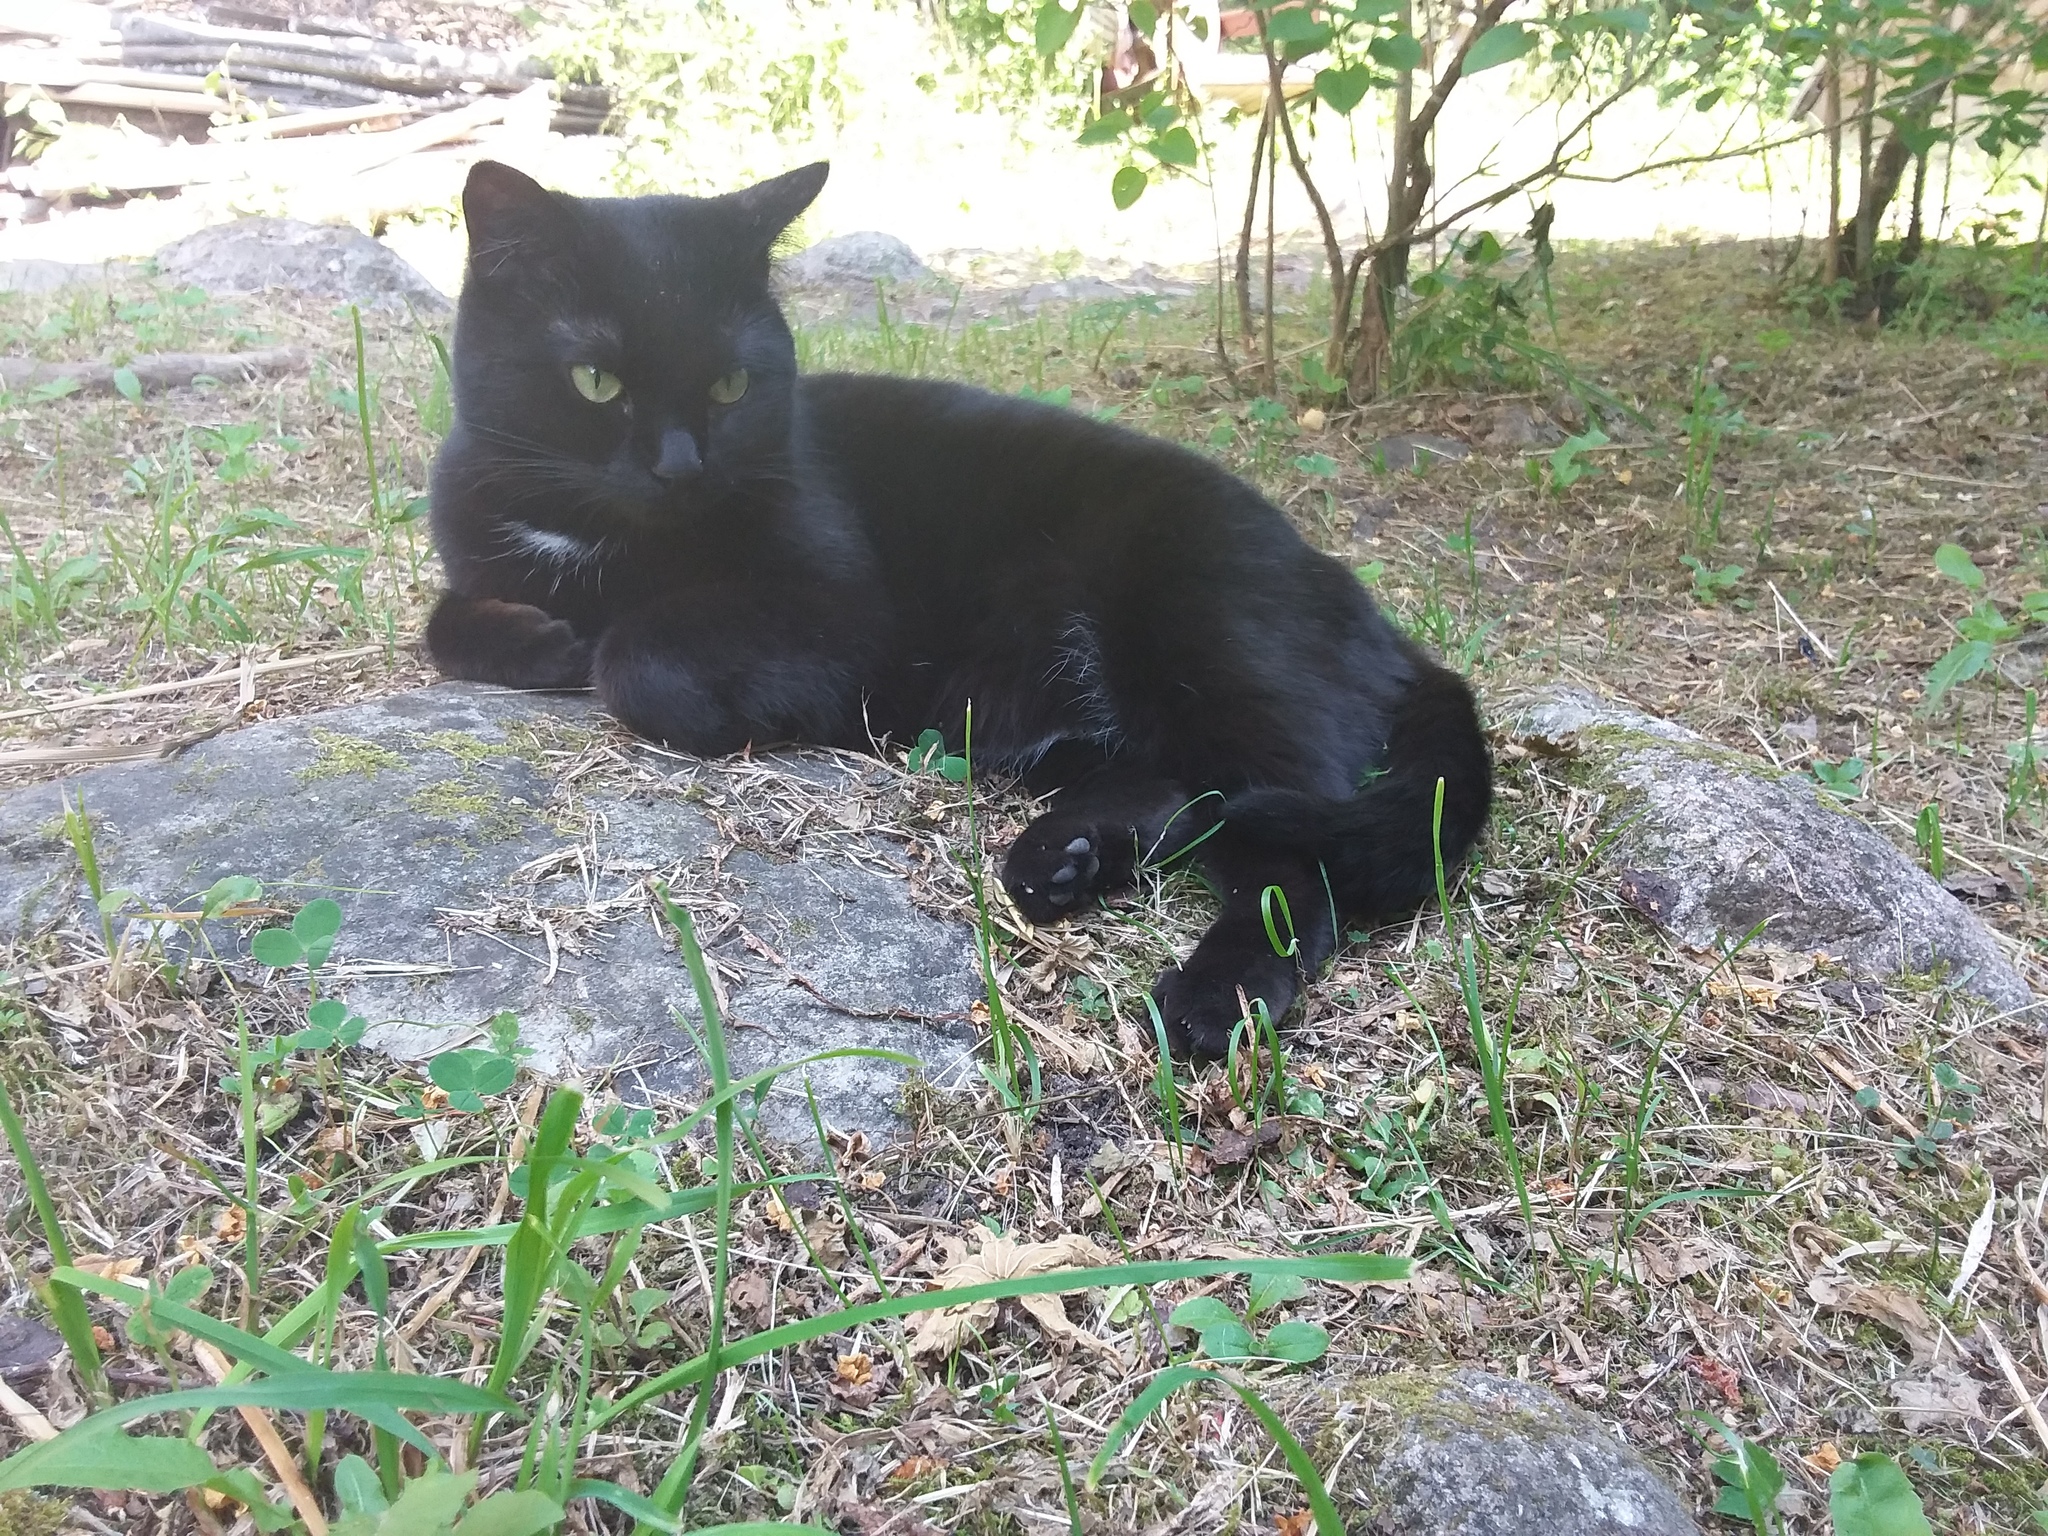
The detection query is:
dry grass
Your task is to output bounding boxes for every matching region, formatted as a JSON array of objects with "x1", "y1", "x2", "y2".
[{"x1": 1, "y1": 235, "x2": 2046, "y2": 1534}]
